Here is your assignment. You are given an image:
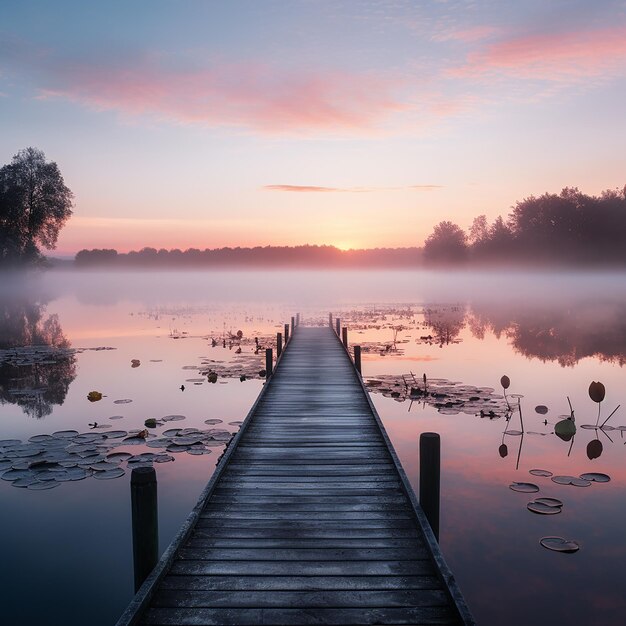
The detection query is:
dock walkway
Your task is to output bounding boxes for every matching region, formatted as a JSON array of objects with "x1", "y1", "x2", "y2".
[{"x1": 117, "y1": 326, "x2": 473, "y2": 625}]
